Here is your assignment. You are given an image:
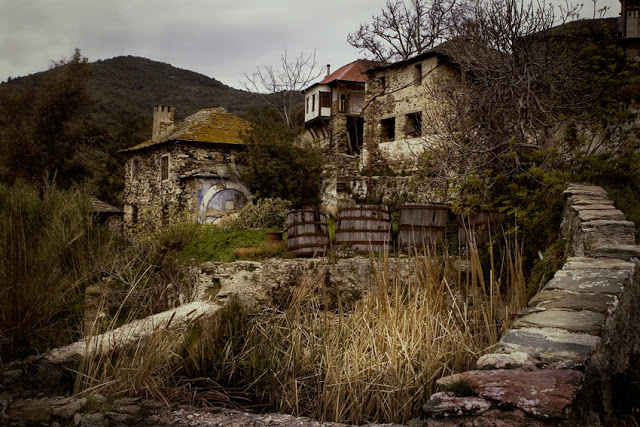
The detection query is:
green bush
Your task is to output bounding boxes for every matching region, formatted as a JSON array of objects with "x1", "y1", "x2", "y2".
[
  {"x1": 233, "y1": 198, "x2": 292, "y2": 230},
  {"x1": 237, "y1": 106, "x2": 325, "y2": 208}
]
